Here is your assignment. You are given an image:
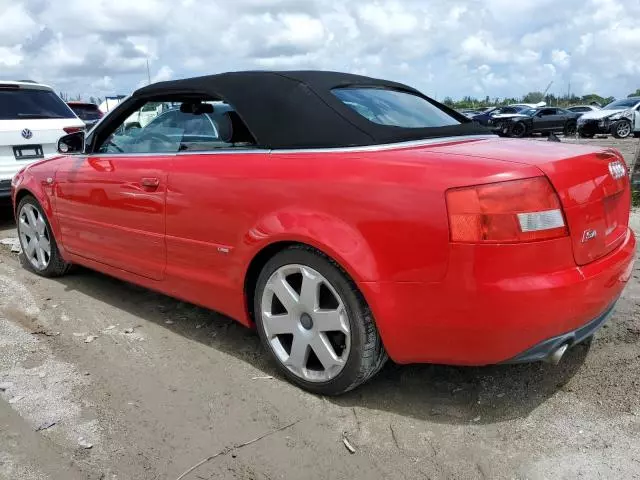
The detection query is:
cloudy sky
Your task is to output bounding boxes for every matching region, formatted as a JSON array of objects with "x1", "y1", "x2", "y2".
[{"x1": 1, "y1": 0, "x2": 639, "y2": 101}]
